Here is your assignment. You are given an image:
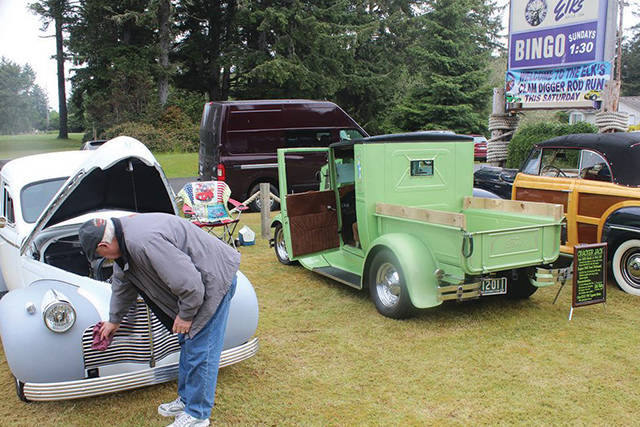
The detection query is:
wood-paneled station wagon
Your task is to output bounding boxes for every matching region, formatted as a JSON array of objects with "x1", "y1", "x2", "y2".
[
  {"x1": 512, "y1": 132, "x2": 640, "y2": 295},
  {"x1": 270, "y1": 132, "x2": 565, "y2": 319}
]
